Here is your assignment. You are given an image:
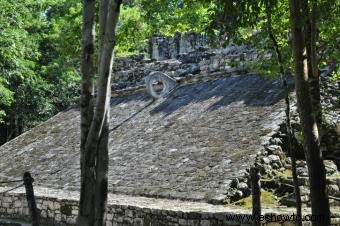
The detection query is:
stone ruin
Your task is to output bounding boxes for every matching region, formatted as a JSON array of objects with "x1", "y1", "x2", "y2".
[
  {"x1": 148, "y1": 32, "x2": 209, "y2": 60},
  {"x1": 144, "y1": 71, "x2": 177, "y2": 99},
  {"x1": 112, "y1": 32, "x2": 257, "y2": 90},
  {"x1": 0, "y1": 32, "x2": 339, "y2": 226}
]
